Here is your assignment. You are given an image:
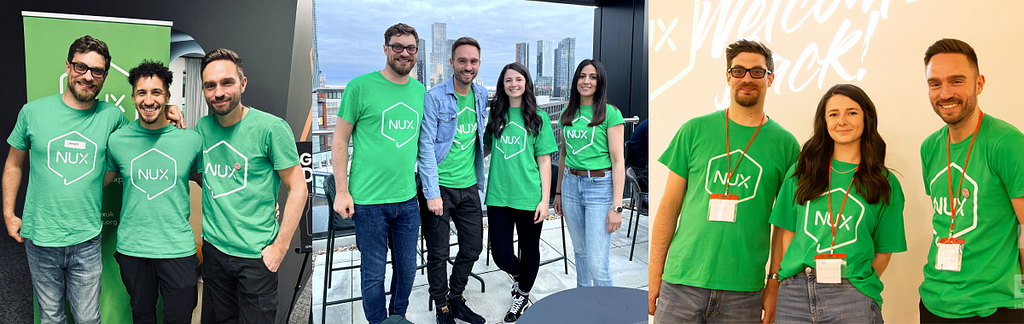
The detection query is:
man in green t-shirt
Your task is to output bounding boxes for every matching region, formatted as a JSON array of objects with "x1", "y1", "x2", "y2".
[
  {"x1": 3, "y1": 36, "x2": 128, "y2": 324},
  {"x1": 103, "y1": 61, "x2": 202, "y2": 323},
  {"x1": 918, "y1": 38, "x2": 1024, "y2": 323},
  {"x1": 650, "y1": 39, "x2": 799, "y2": 324},
  {"x1": 416, "y1": 36, "x2": 488, "y2": 324},
  {"x1": 331, "y1": 23, "x2": 425, "y2": 324},
  {"x1": 194, "y1": 48, "x2": 307, "y2": 323}
]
